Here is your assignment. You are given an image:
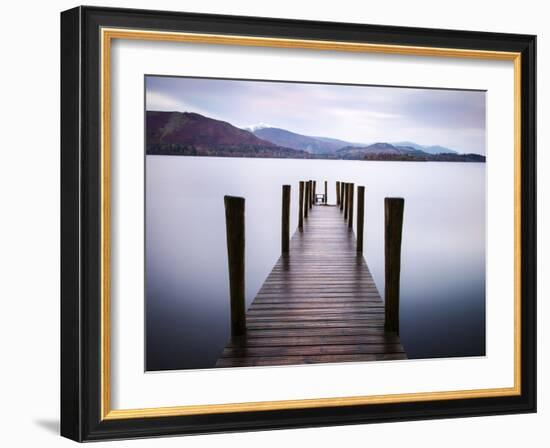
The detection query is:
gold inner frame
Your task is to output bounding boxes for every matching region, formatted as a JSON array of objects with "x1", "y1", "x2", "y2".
[{"x1": 100, "y1": 27, "x2": 522, "y2": 420}]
